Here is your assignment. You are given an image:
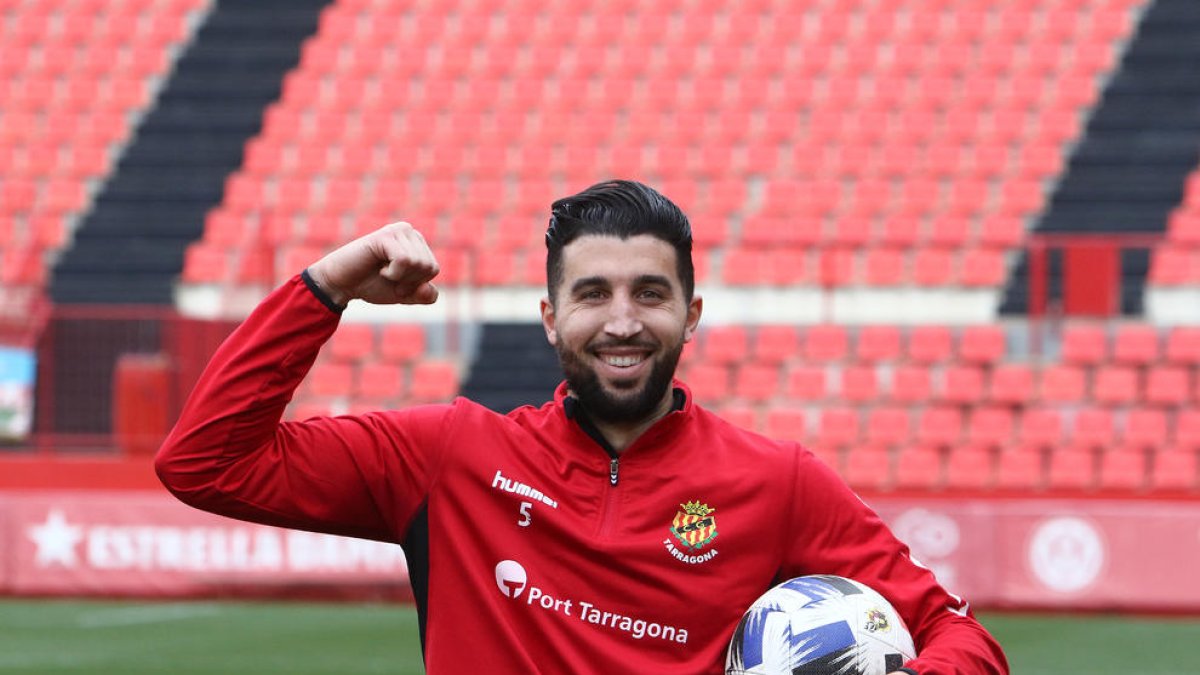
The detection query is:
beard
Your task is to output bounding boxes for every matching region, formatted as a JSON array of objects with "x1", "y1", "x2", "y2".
[{"x1": 556, "y1": 338, "x2": 683, "y2": 426}]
